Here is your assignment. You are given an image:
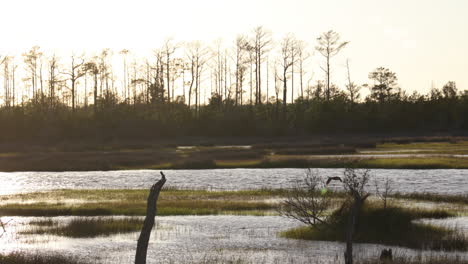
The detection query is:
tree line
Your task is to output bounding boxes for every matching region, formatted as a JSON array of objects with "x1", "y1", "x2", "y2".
[{"x1": 0, "y1": 27, "x2": 466, "y2": 142}]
